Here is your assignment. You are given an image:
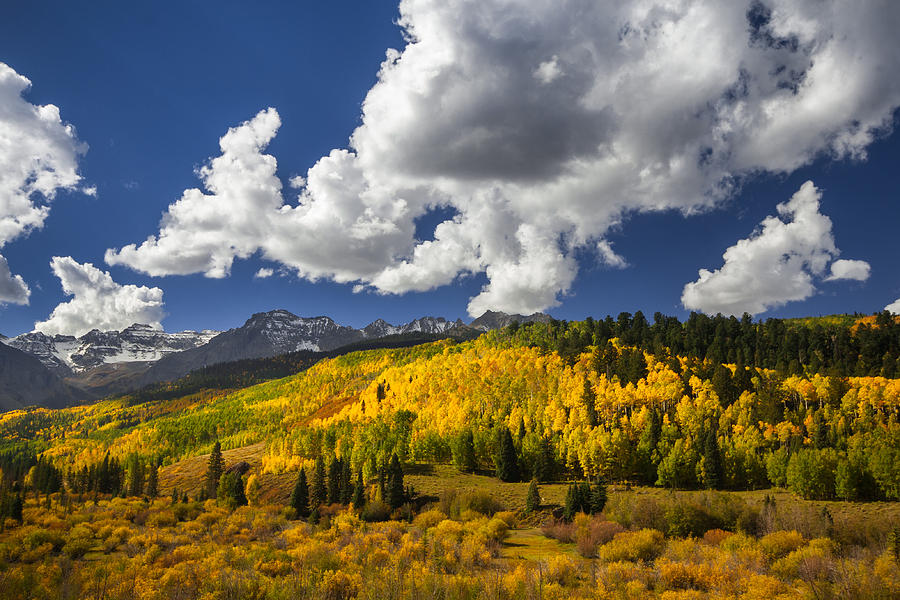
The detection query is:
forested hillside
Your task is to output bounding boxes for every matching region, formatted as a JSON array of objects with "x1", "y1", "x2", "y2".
[
  {"x1": 1, "y1": 313, "x2": 897, "y2": 501},
  {"x1": 0, "y1": 313, "x2": 898, "y2": 599}
]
